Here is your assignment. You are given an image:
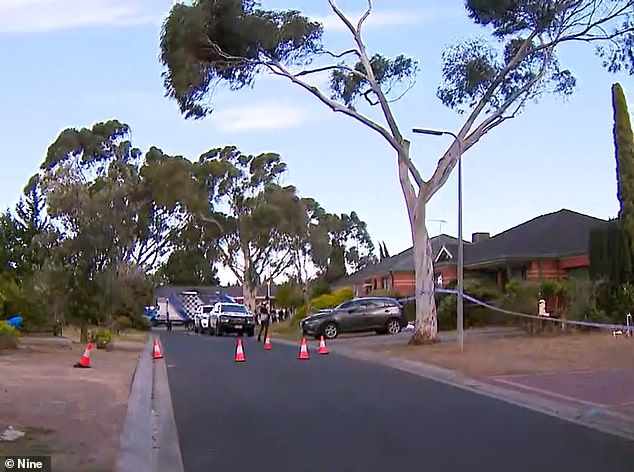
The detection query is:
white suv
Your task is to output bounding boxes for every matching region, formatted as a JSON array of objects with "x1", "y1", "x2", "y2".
[
  {"x1": 208, "y1": 302, "x2": 255, "y2": 337},
  {"x1": 194, "y1": 305, "x2": 214, "y2": 333}
]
